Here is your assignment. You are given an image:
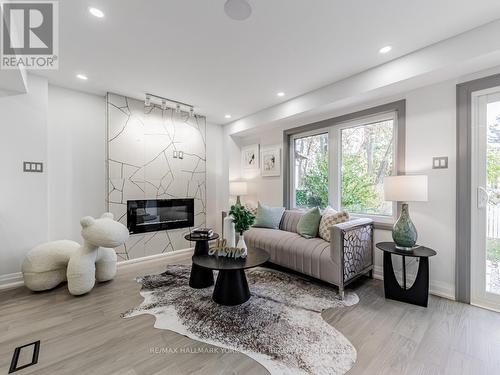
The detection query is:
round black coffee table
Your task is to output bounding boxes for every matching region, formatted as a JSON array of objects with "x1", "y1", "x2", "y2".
[
  {"x1": 376, "y1": 242, "x2": 437, "y2": 307},
  {"x1": 192, "y1": 248, "x2": 270, "y2": 306},
  {"x1": 185, "y1": 233, "x2": 219, "y2": 289}
]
